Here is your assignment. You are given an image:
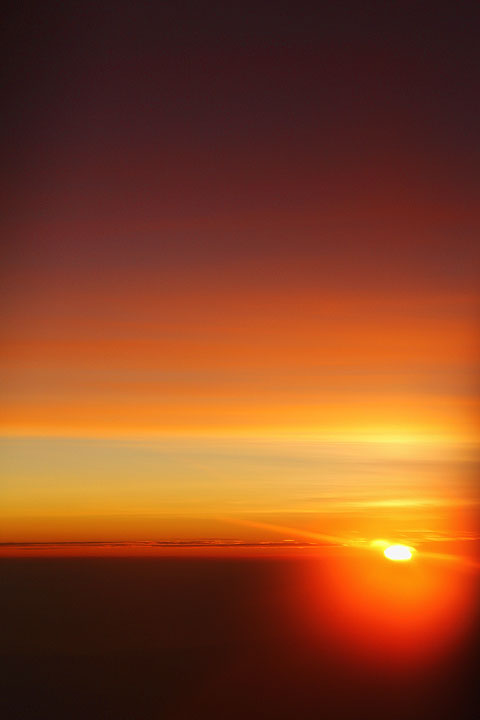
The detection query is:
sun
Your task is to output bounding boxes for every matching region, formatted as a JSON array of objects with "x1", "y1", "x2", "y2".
[{"x1": 384, "y1": 544, "x2": 414, "y2": 561}]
